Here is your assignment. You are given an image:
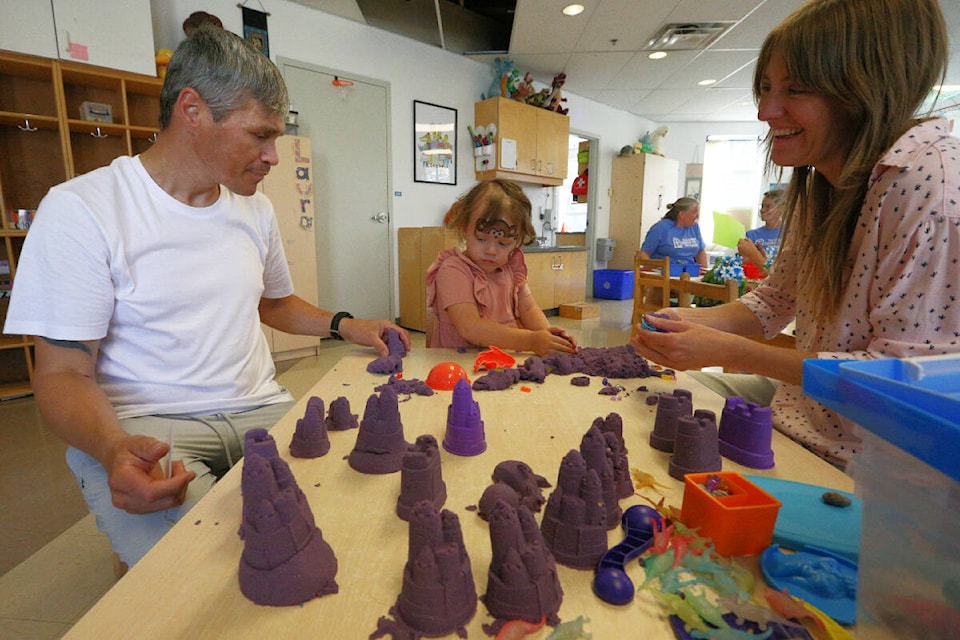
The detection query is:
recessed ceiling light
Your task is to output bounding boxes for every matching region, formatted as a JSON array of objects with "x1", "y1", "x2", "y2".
[
  {"x1": 934, "y1": 84, "x2": 960, "y2": 92},
  {"x1": 698, "y1": 79, "x2": 717, "y2": 86},
  {"x1": 648, "y1": 51, "x2": 667, "y2": 60},
  {"x1": 562, "y1": 4, "x2": 585, "y2": 16}
]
